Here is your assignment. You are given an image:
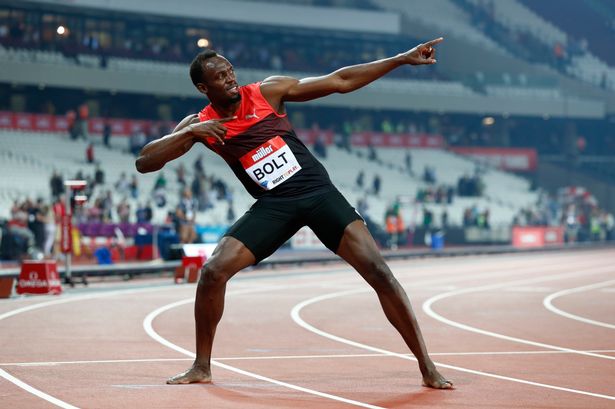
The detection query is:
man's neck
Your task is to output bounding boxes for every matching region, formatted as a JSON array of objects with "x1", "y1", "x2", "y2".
[{"x1": 211, "y1": 100, "x2": 241, "y2": 118}]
